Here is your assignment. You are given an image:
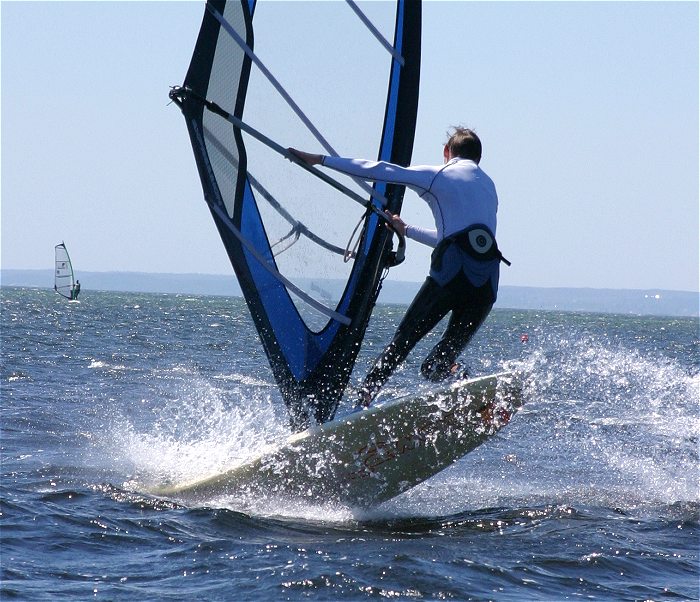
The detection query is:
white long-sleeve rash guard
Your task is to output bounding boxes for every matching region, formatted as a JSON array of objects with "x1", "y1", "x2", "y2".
[{"x1": 321, "y1": 156, "x2": 498, "y2": 248}]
